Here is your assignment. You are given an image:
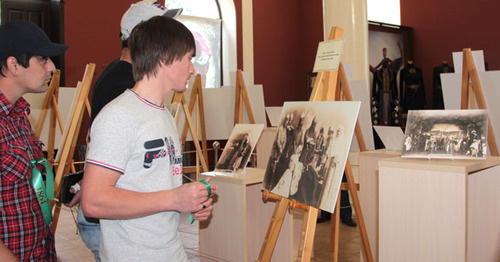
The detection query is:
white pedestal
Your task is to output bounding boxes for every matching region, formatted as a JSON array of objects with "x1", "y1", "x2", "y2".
[
  {"x1": 199, "y1": 168, "x2": 302, "y2": 262},
  {"x1": 378, "y1": 157, "x2": 500, "y2": 262},
  {"x1": 358, "y1": 149, "x2": 401, "y2": 262}
]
